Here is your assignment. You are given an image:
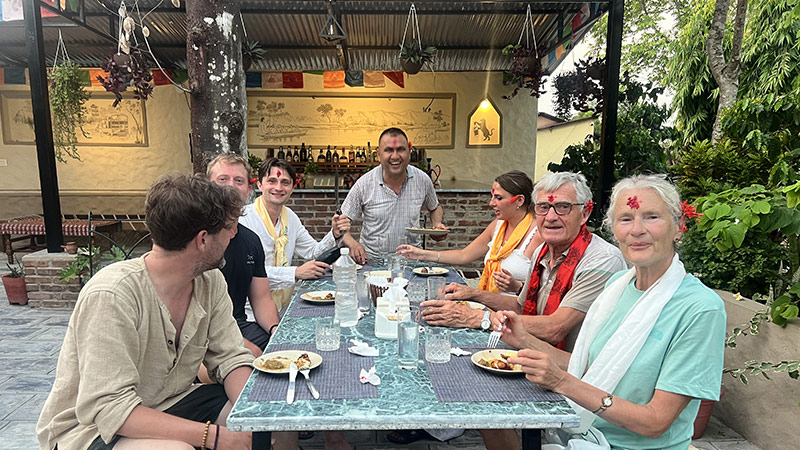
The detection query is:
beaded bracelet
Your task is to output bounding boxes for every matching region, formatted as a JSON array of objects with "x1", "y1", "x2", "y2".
[{"x1": 200, "y1": 420, "x2": 211, "y2": 449}]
